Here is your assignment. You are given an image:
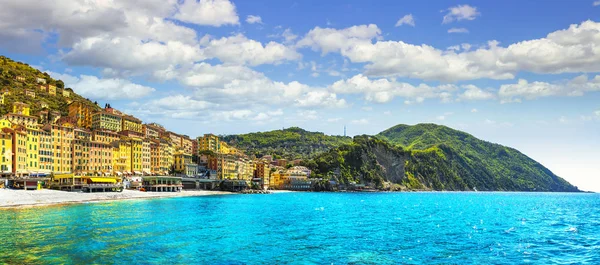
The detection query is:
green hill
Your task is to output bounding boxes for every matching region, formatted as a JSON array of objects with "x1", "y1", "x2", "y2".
[
  {"x1": 305, "y1": 124, "x2": 579, "y2": 192},
  {"x1": 221, "y1": 127, "x2": 352, "y2": 160},
  {"x1": 0, "y1": 55, "x2": 100, "y2": 116}
]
